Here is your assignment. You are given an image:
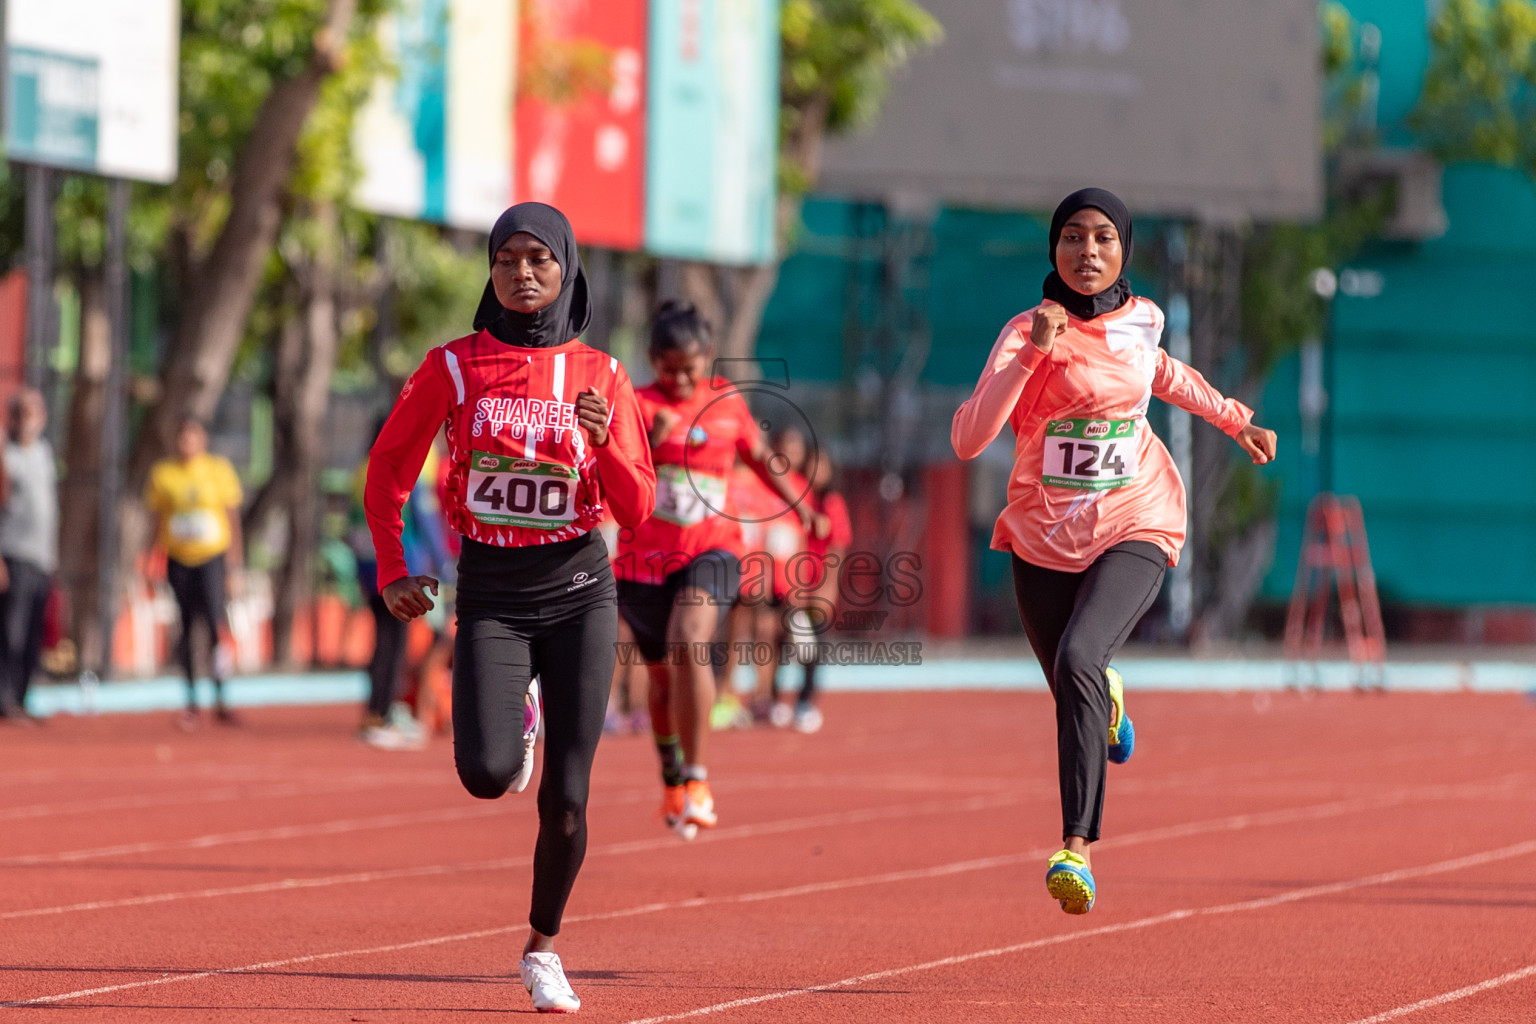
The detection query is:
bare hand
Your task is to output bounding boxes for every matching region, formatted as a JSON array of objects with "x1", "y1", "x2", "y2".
[
  {"x1": 1236, "y1": 424, "x2": 1278, "y2": 465},
  {"x1": 797, "y1": 504, "x2": 830, "y2": 541},
  {"x1": 576, "y1": 387, "x2": 609, "y2": 447},
  {"x1": 226, "y1": 567, "x2": 247, "y2": 601},
  {"x1": 0, "y1": 559, "x2": 9, "y2": 593},
  {"x1": 382, "y1": 575, "x2": 439, "y2": 621},
  {"x1": 649, "y1": 407, "x2": 681, "y2": 447},
  {"x1": 1029, "y1": 303, "x2": 1069, "y2": 354}
]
